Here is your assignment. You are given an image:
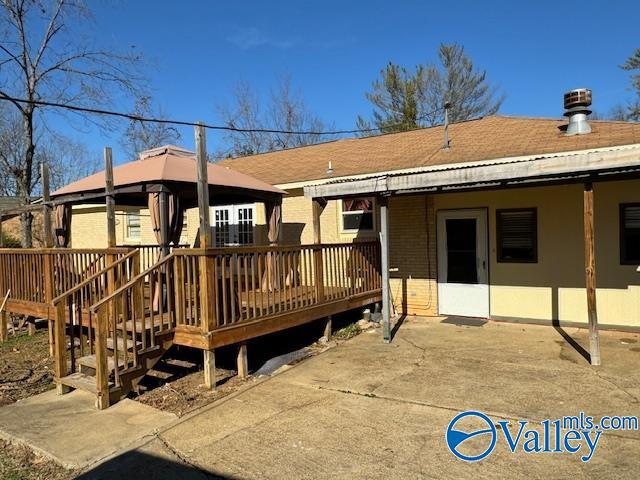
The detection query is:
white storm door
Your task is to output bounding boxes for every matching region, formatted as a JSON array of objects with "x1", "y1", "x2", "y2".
[
  {"x1": 437, "y1": 209, "x2": 489, "y2": 318},
  {"x1": 211, "y1": 204, "x2": 255, "y2": 247}
]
